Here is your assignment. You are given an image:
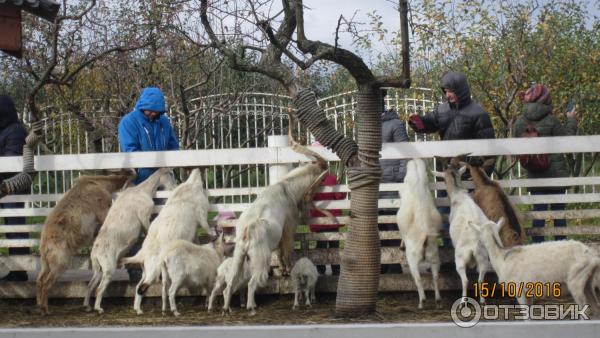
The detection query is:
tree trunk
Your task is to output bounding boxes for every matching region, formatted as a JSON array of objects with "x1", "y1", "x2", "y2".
[{"x1": 335, "y1": 86, "x2": 382, "y2": 316}]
